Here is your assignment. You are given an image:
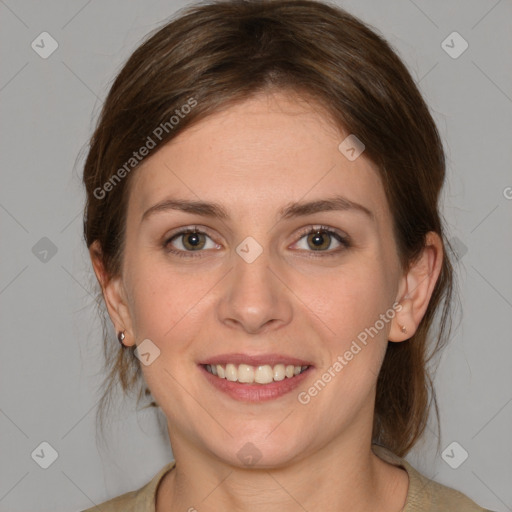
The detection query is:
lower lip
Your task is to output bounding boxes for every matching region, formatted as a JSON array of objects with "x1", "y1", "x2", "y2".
[{"x1": 199, "y1": 364, "x2": 313, "y2": 402}]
